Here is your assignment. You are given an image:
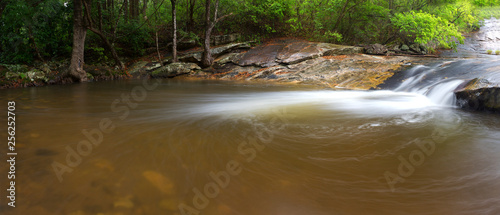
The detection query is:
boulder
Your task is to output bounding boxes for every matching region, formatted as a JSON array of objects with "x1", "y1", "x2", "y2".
[
  {"x1": 455, "y1": 78, "x2": 500, "y2": 112},
  {"x1": 144, "y1": 62, "x2": 162, "y2": 71},
  {"x1": 211, "y1": 33, "x2": 241, "y2": 46},
  {"x1": 151, "y1": 62, "x2": 201, "y2": 78},
  {"x1": 234, "y1": 39, "x2": 364, "y2": 68},
  {"x1": 178, "y1": 42, "x2": 251, "y2": 64},
  {"x1": 5, "y1": 71, "x2": 19, "y2": 80},
  {"x1": 26, "y1": 69, "x2": 46, "y2": 81},
  {"x1": 128, "y1": 61, "x2": 149, "y2": 74},
  {"x1": 400, "y1": 44, "x2": 410, "y2": 51},
  {"x1": 364, "y1": 44, "x2": 388, "y2": 55}
]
